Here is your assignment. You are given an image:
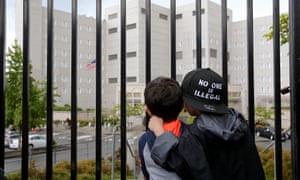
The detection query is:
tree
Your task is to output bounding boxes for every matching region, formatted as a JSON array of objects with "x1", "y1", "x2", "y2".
[
  {"x1": 102, "y1": 103, "x2": 145, "y2": 126},
  {"x1": 264, "y1": 13, "x2": 289, "y2": 46},
  {"x1": 255, "y1": 106, "x2": 274, "y2": 126},
  {"x1": 5, "y1": 41, "x2": 47, "y2": 130}
]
